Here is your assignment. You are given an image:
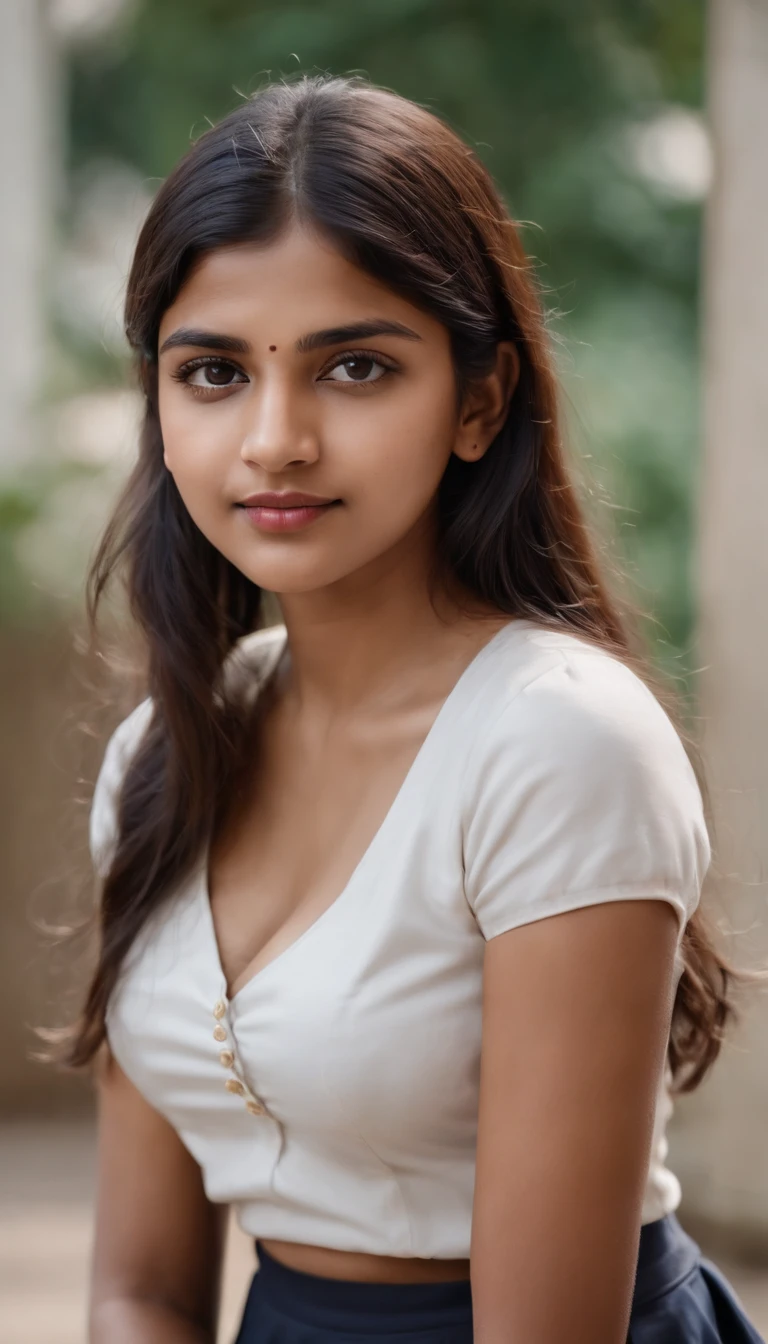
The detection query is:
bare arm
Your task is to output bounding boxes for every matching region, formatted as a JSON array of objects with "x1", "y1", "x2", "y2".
[
  {"x1": 89, "y1": 1056, "x2": 228, "y2": 1343},
  {"x1": 470, "y1": 898, "x2": 680, "y2": 1344}
]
